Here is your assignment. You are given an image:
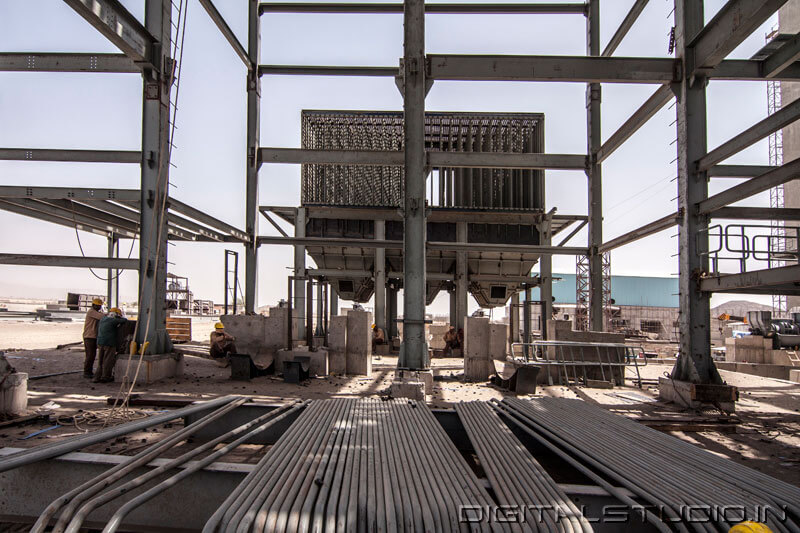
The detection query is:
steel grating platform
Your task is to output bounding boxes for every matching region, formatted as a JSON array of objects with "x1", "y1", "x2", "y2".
[{"x1": 0, "y1": 397, "x2": 798, "y2": 532}]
